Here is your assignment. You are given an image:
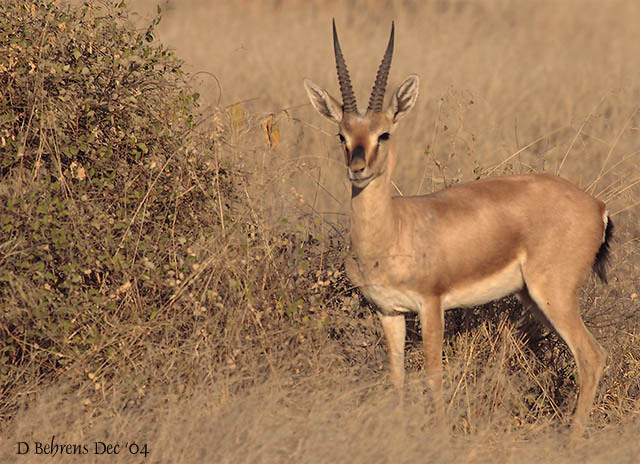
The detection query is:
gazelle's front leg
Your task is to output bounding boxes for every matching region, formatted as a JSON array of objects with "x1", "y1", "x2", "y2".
[
  {"x1": 419, "y1": 298, "x2": 445, "y2": 419},
  {"x1": 377, "y1": 312, "x2": 406, "y2": 389}
]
